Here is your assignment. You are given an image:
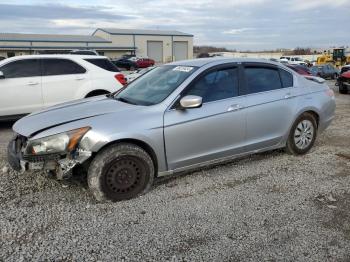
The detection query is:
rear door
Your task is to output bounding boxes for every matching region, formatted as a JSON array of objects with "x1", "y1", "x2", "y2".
[
  {"x1": 164, "y1": 65, "x2": 247, "y2": 170},
  {"x1": 242, "y1": 64, "x2": 297, "y2": 151},
  {"x1": 0, "y1": 59, "x2": 42, "y2": 116},
  {"x1": 41, "y1": 58, "x2": 89, "y2": 107}
]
